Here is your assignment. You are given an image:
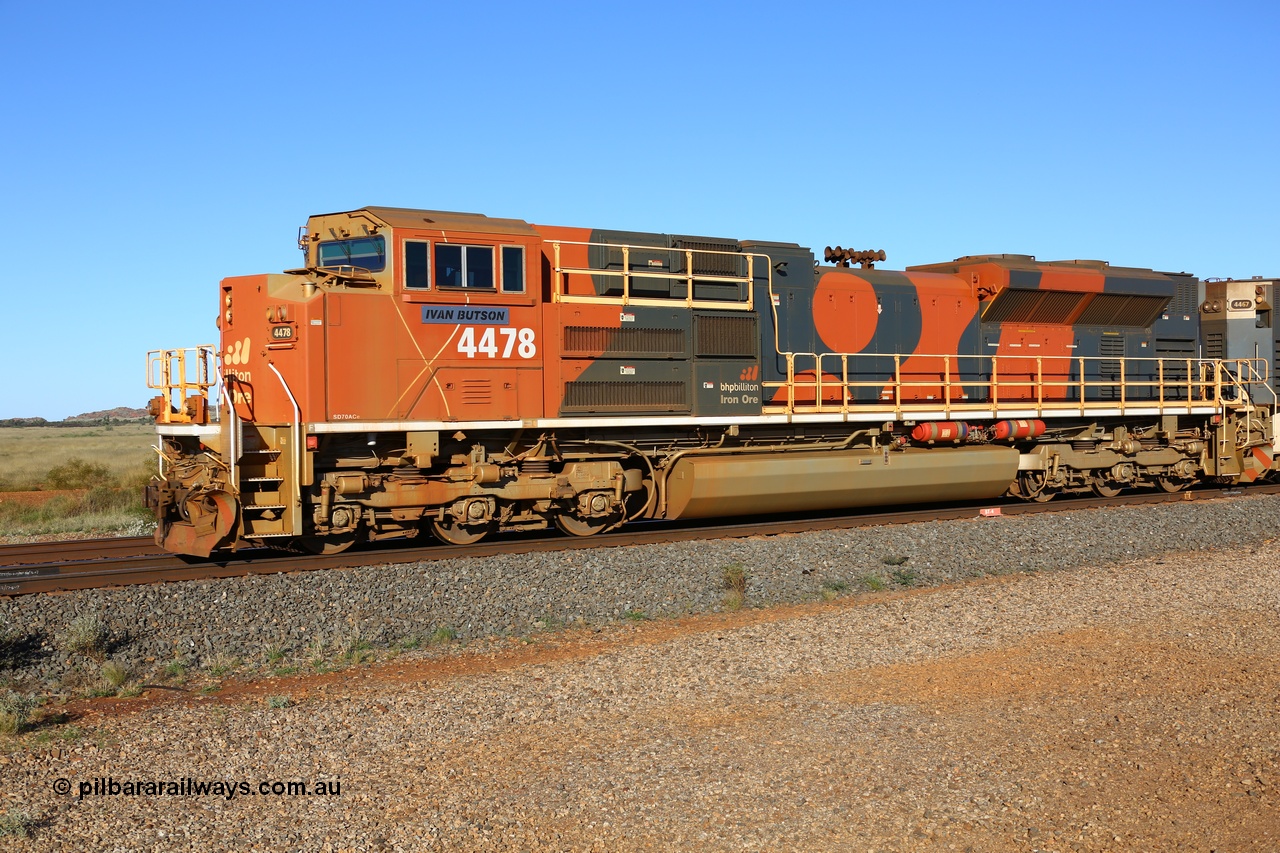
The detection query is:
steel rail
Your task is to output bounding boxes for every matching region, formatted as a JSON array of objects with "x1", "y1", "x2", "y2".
[
  {"x1": 3, "y1": 484, "x2": 1278, "y2": 597},
  {"x1": 0, "y1": 537, "x2": 164, "y2": 566}
]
